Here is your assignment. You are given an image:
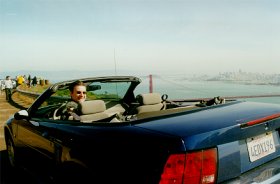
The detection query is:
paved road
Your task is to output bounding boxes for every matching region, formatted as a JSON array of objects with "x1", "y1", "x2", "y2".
[{"x1": 0, "y1": 92, "x2": 40, "y2": 184}]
